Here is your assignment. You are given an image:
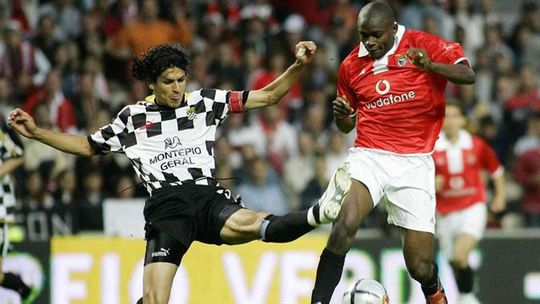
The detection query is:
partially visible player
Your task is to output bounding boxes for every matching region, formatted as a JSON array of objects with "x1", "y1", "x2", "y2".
[
  {"x1": 0, "y1": 114, "x2": 34, "y2": 303},
  {"x1": 310, "y1": 2, "x2": 475, "y2": 304},
  {"x1": 8, "y1": 42, "x2": 350, "y2": 304},
  {"x1": 432, "y1": 102, "x2": 505, "y2": 304}
]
